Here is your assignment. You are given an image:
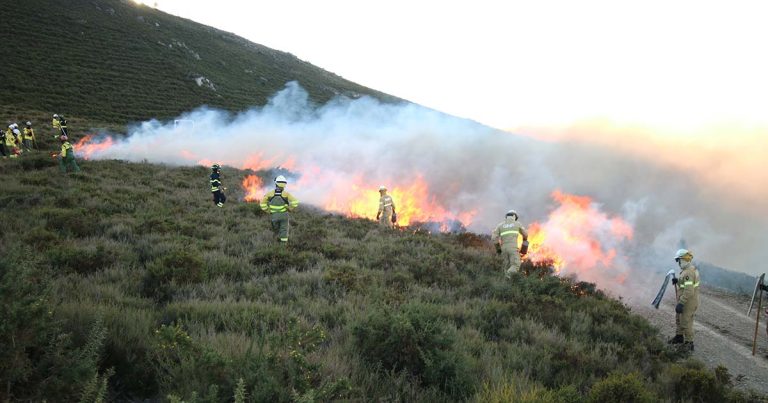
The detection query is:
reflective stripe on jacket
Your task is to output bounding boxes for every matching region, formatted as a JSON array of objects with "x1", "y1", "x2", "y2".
[
  {"x1": 492, "y1": 217, "x2": 524, "y2": 246},
  {"x1": 260, "y1": 189, "x2": 299, "y2": 213},
  {"x1": 61, "y1": 142, "x2": 73, "y2": 158},
  {"x1": 210, "y1": 173, "x2": 222, "y2": 192},
  {"x1": 678, "y1": 265, "x2": 700, "y2": 305}
]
